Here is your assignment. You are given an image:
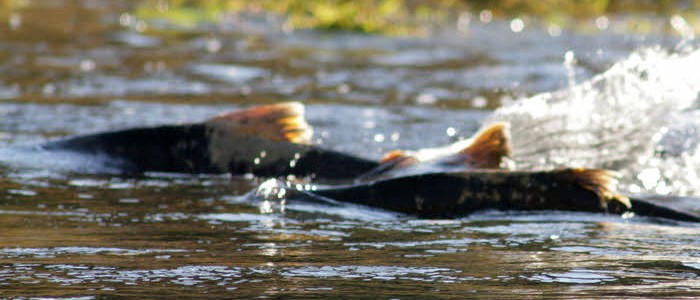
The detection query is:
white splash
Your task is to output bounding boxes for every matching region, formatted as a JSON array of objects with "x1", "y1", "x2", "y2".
[{"x1": 486, "y1": 46, "x2": 700, "y2": 195}]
